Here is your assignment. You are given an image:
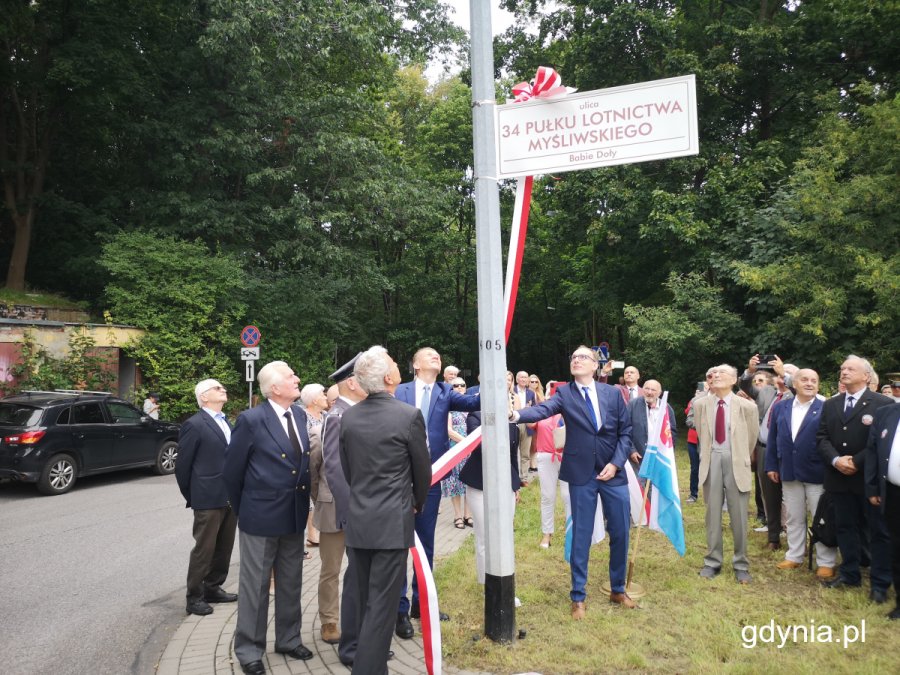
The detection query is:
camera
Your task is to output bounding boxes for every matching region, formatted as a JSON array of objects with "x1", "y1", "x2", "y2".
[{"x1": 756, "y1": 355, "x2": 777, "y2": 371}]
